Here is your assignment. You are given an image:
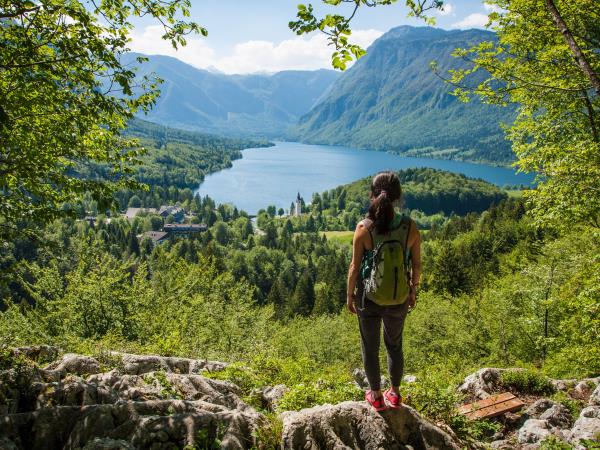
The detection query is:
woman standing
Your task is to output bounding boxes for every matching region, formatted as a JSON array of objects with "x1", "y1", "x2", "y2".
[{"x1": 346, "y1": 171, "x2": 421, "y2": 411}]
